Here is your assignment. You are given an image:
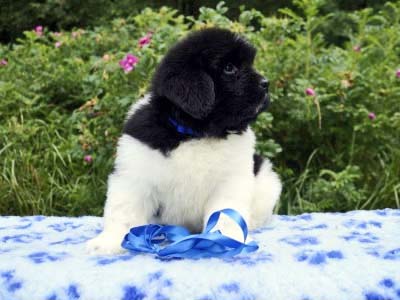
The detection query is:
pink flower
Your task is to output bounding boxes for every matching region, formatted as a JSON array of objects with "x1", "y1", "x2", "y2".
[
  {"x1": 353, "y1": 45, "x2": 361, "y2": 52},
  {"x1": 72, "y1": 31, "x2": 79, "y2": 38},
  {"x1": 102, "y1": 54, "x2": 110, "y2": 61},
  {"x1": 119, "y1": 53, "x2": 139, "y2": 73},
  {"x1": 0, "y1": 59, "x2": 7, "y2": 66},
  {"x1": 138, "y1": 33, "x2": 152, "y2": 48},
  {"x1": 120, "y1": 60, "x2": 133, "y2": 73},
  {"x1": 53, "y1": 32, "x2": 62, "y2": 37},
  {"x1": 368, "y1": 112, "x2": 376, "y2": 120},
  {"x1": 35, "y1": 25, "x2": 43, "y2": 36},
  {"x1": 55, "y1": 41, "x2": 62, "y2": 48},
  {"x1": 396, "y1": 69, "x2": 400, "y2": 78},
  {"x1": 305, "y1": 88, "x2": 316, "y2": 96},
  {"x1": 84, "y1": 155, "x2": 93, "y2": 163},
  {"x1": 126, "y1": 54, "x2": 138, "y2": 65}
]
